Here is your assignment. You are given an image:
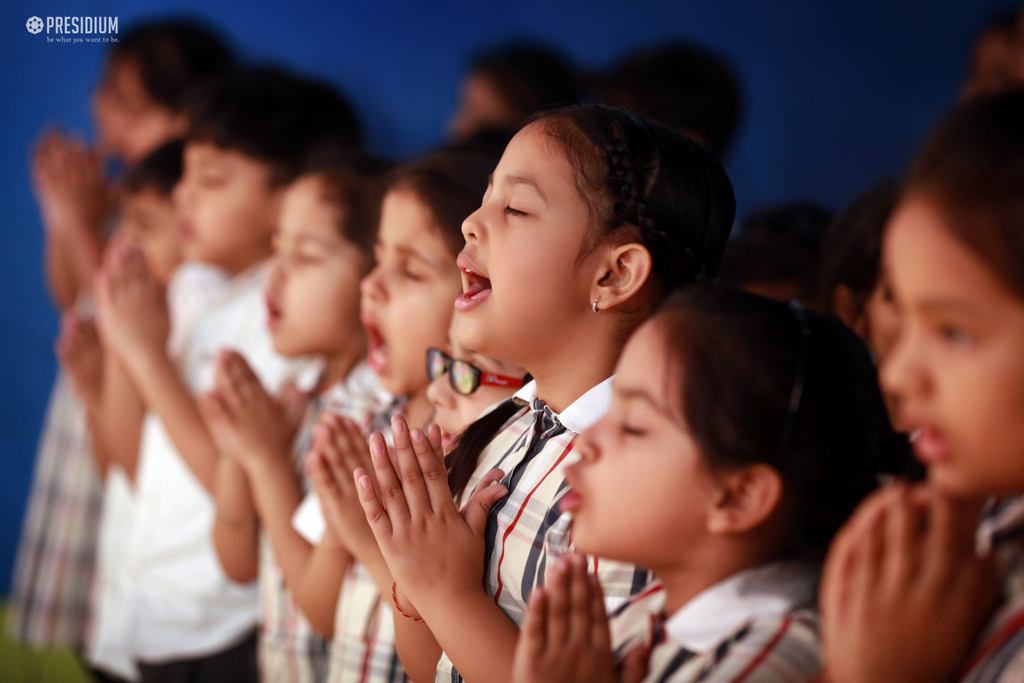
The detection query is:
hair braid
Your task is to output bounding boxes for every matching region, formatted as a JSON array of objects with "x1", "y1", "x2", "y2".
[{"x1": 605, "y1": 132, "x2": 709, "y2": 284}]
